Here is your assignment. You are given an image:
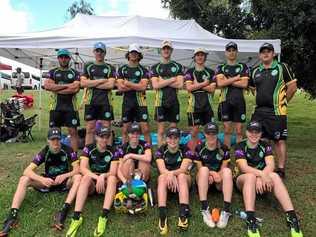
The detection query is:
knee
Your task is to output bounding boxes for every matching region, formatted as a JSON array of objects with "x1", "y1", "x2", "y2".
[
  {"x1": 81, "y1": 174, "x2": 92, "y2": 185},
  {"x1": 270, "y1": 172, "x2": 282, "y2": 183},
  {"x1": 177, "y1": 173, "x2": 188, "y2": 185},
  {"x1": 73, "y1": 174, "x2": 82, "y2": 184},
  {"x1": 86, "y1": 125, "x2": 95, "y2": 134},
  {"x1": 19, "y1": 176, "x2": 31, "y2": 186},
  {"x1": 244, "y1": 173, "x2": 257, "y2": 183},
  {"x1": 222, "y1": 167, "x2": 232, "y2": 178},
  {"x1": 198, "y1": 167, "x2": 209, "y2": 178},
  {"x1": 158, "y1": 174, "x2": 167, "y2": 186},
  {"x1": 107, "y1": 175, "x2": 117, "y2": 185}
]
